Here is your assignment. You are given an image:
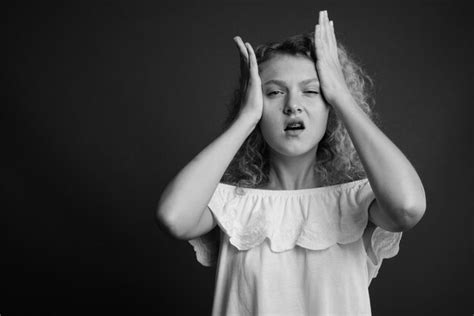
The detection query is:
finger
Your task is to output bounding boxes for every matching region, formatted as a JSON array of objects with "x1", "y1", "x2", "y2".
[
  {"x1": 323, "y1": 11, "x2": 332, "y2": 52},
  {"x1": 318, "y1": 11, "x2": 325, "y2": 46},
  {"x1": 324, "y1": 16, "x2": 335, "y2": 56},
  {"x1": 329, "y1": 20, "x2": 338, "y2": 55},
  {"x1": 234, "y1": 36, "x2": 250, "y2": 88},
  {"x1": 314, "y1": 24, "x2": 324, "y2": 61},
  {"x1": 245, "y1": 43, "x2": 257, "y2": 75},
  {"x1": 319, "y1": 10, "x2": 330, "y2": 55},
  {"x1": 233, "y1": 36, "x2": 249, "y2": 61}
]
